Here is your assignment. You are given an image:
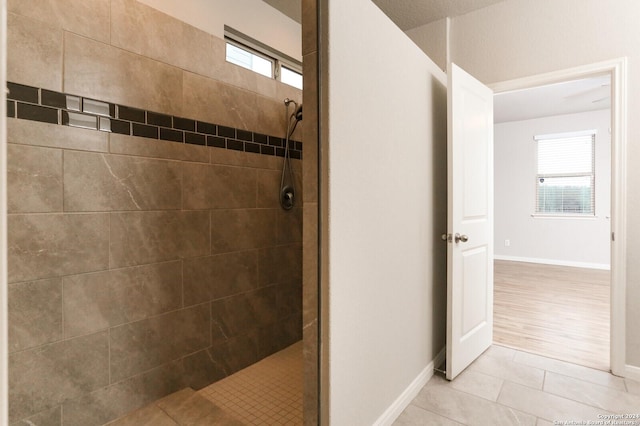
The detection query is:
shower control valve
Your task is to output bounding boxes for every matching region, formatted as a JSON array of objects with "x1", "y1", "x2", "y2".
[{"x1": 280, "y1": 186, "x2": 295, "y2": 210}]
